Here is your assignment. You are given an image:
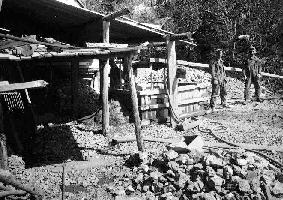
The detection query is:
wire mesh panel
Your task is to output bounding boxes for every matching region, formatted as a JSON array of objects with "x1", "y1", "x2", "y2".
[{"x1": 2, "y1": 92, "x2": 24, "y2": 112}]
